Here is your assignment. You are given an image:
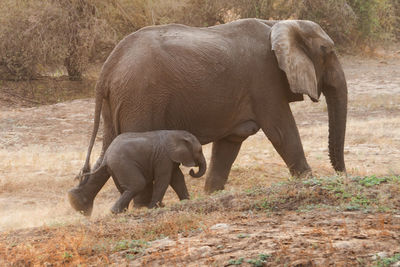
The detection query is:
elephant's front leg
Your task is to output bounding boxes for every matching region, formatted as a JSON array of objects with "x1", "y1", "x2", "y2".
[
  {"x1": 204, "y1": 138, "x2": 242, "y2": 193},
  {"x1": 258, "y1": 103, "x2": 311, "y2": 178},
  {"x1": 148, "y1": 164, "x2": 173, "y2": 208},
  {"x1": 170, "y1": 164, "x2": 189, "y2": 200}
]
